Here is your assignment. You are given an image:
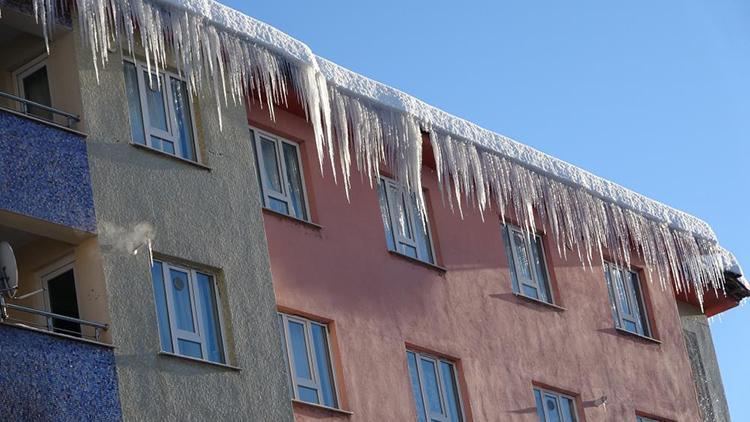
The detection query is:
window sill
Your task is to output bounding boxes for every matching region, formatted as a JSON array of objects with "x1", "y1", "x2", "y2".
[
  {"x1": 388, "y1": 250, "x2": 447, "y2": 274},
  {"x1": 157, "y1": 351, "x2": 242, "y2": 370},
  {"x1": 131, "y1": 142, "x2": 212, "y2": 171},
  {"x1": 512, "y1": 292, "x2": 566, "y2": 312},
  {"x1": 262, "y1": 207, "x2": 323, "y2": 230},
  {"x1": 614, "y1": 328, "x2": 661, "y2": 344},
  {"x1": 292, "y1": 399, "x2": 353, "y2": 416}
]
